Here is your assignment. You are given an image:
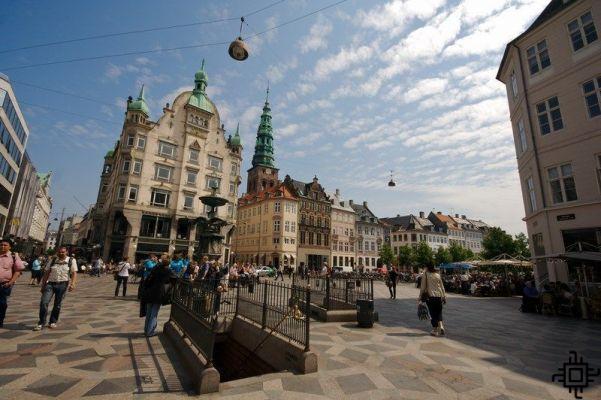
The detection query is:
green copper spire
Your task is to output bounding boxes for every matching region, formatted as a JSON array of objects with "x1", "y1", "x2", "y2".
[
  {"x1": 127, "y1": 84, "x2": 150, "y2": 116},
  {"x1": 230, "y1": 122, "x2": 242, "y2": 147},
  {"x1": 251, "y1": 86, "x2": 275, "y2": 168},
  {"x1": 188, "y1": 59, "x2": 213, "y2": 113}
]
